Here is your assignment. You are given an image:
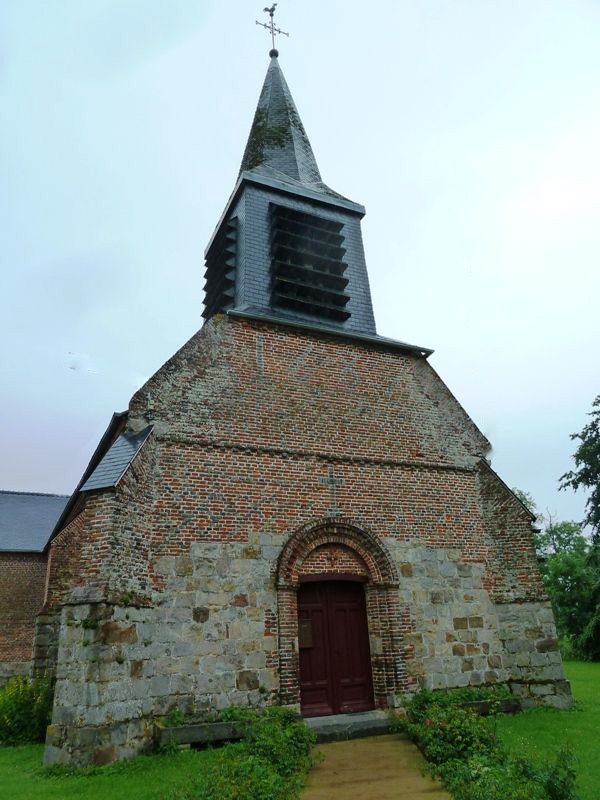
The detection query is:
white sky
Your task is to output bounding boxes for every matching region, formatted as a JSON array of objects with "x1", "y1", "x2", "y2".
[{"x1": 1, "y1": 1, "x2": 598, "y2": 524}]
